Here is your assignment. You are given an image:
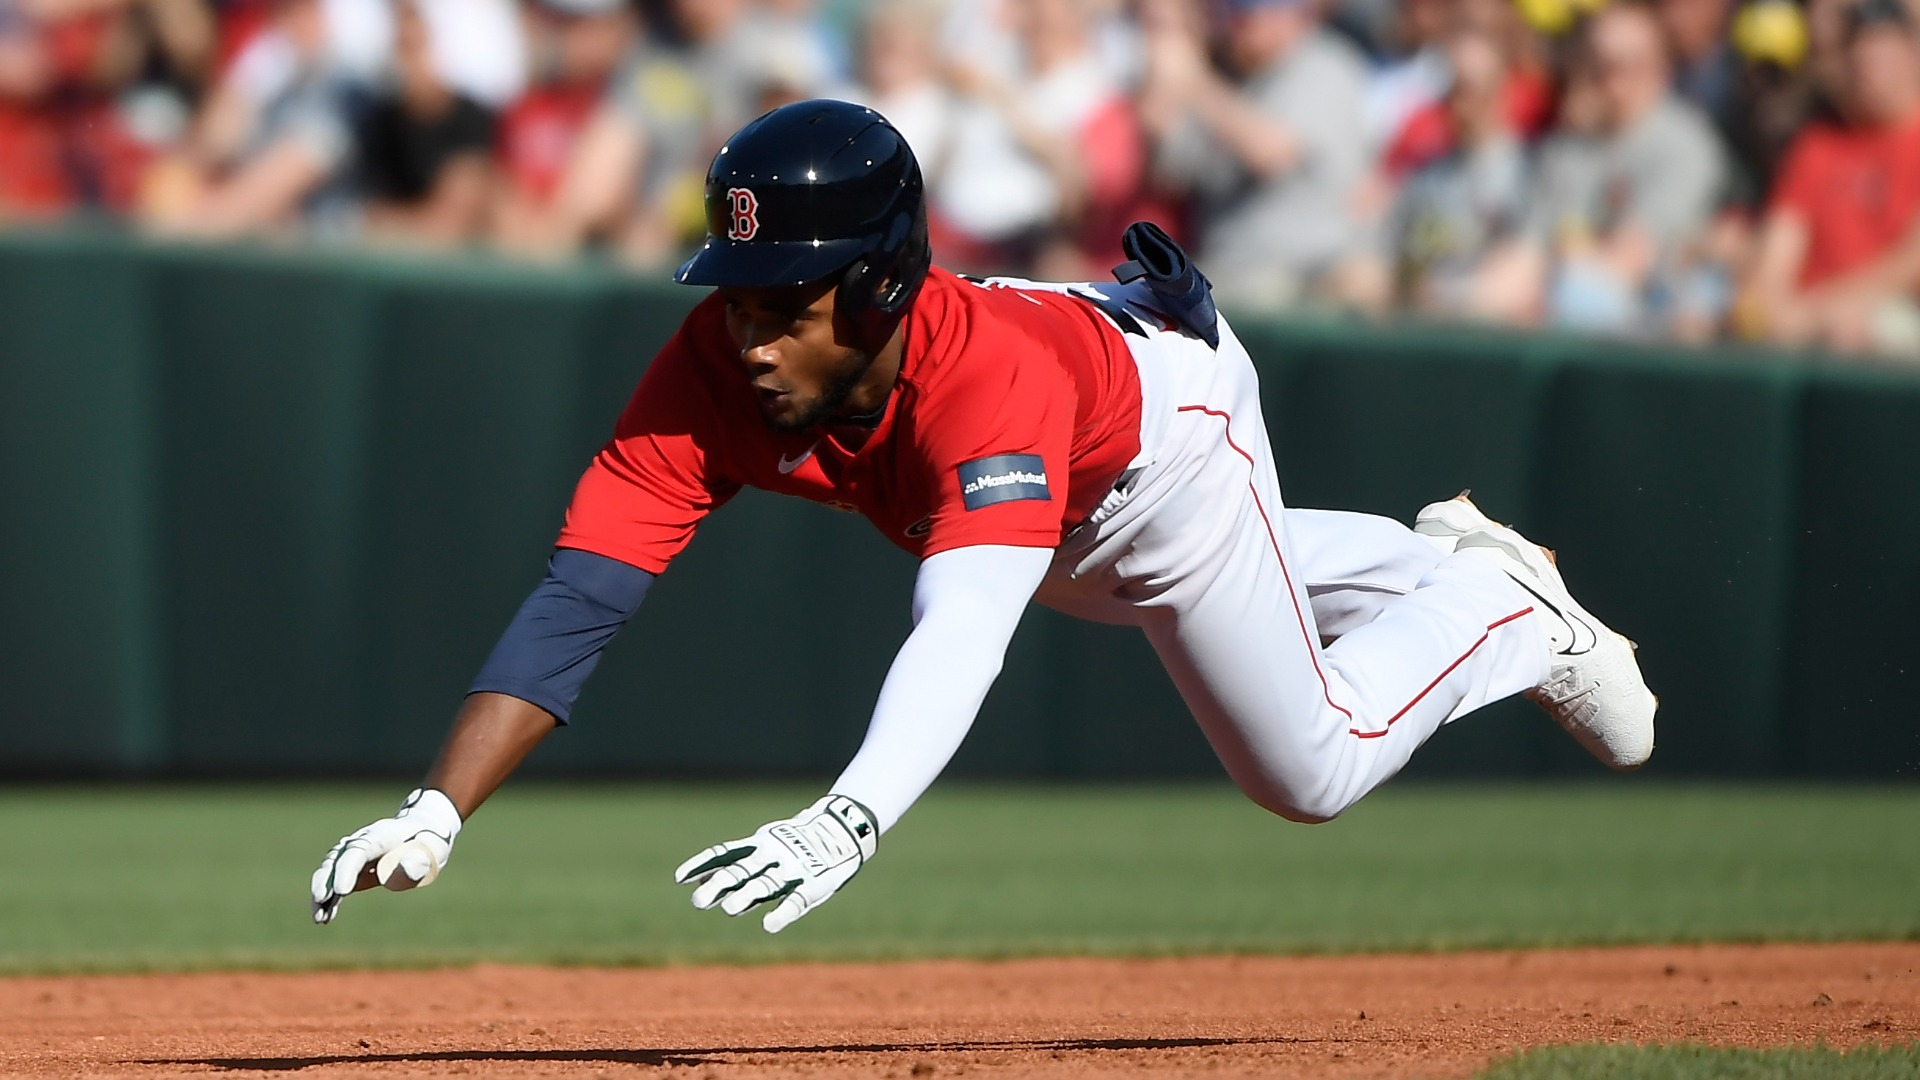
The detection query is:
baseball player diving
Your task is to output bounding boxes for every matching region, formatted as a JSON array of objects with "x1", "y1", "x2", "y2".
[{"x1": 311, "y1": 100, "x2": 1657, "y2": 933}]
